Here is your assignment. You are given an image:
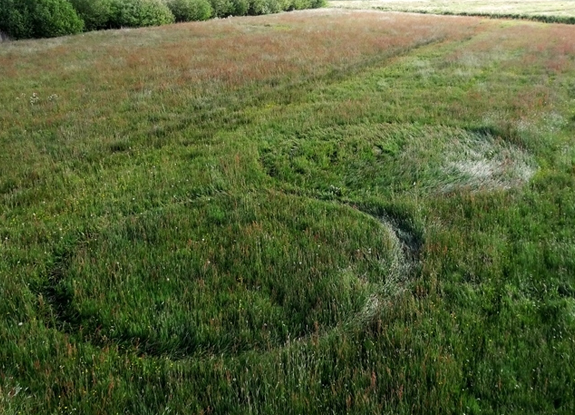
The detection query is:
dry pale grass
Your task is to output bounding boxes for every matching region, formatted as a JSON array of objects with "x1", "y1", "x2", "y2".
[
  {"x1": 329, "y1": 0, "x2": 575, "y2": 17},
  {"x1": 442, "y1": 137, "x2": 537, "y2": 192}
]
